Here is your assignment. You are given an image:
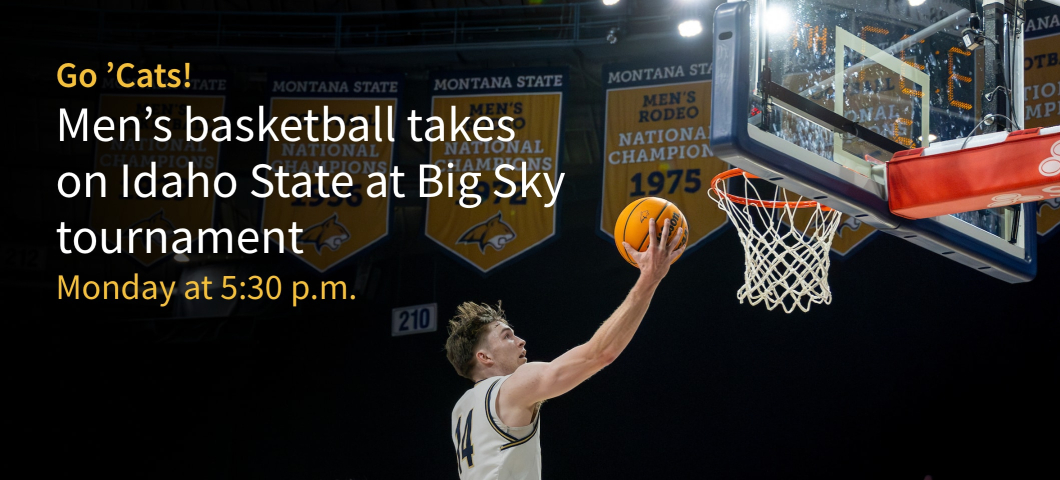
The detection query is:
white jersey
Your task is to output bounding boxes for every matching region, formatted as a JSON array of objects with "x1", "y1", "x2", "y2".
[{"x1": 451, "y1": 375, "x2": 542, "y2": 480}]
